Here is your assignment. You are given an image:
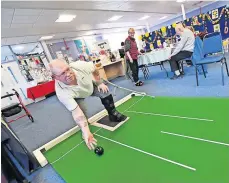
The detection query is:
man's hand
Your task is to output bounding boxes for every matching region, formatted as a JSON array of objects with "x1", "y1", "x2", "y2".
[
  {"x1": 83, "y1": 131, "x2": 97, "y2": 150},
  {"x1": 129, "y1": 58, "x2": 134, "y2": 63},
  {"x1": 98, "y1": 83, "x2": 109, "y2": 93},
  {"x1": 168, "y1": 55, "x2": 172, "y2": 60},
  {"x1": 72, "y1": 107, "x2": 97, "y2": 150}
]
